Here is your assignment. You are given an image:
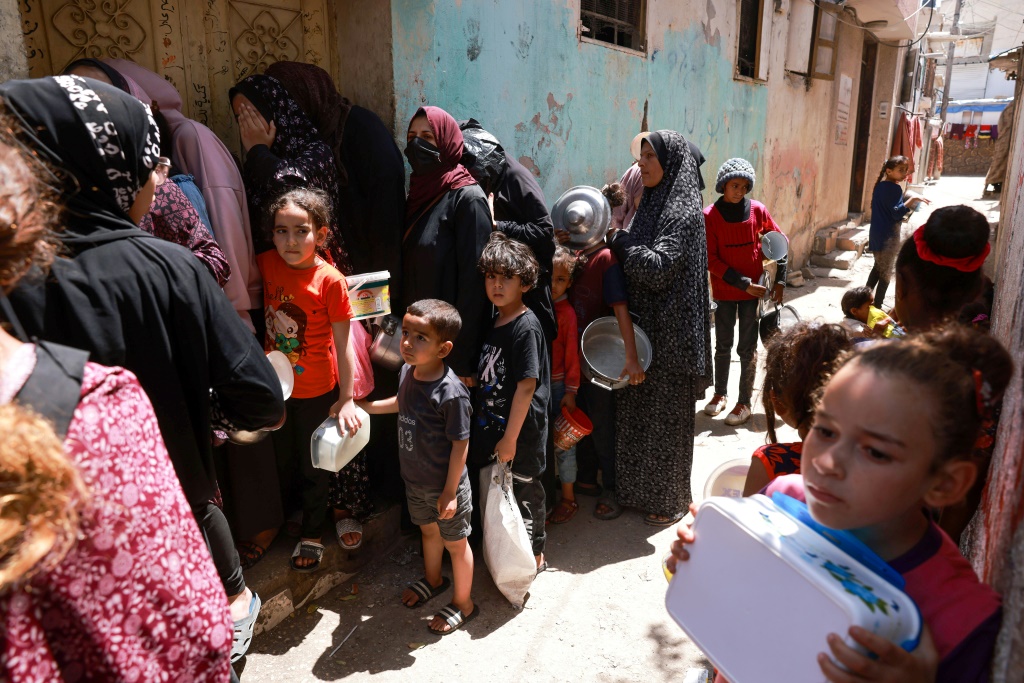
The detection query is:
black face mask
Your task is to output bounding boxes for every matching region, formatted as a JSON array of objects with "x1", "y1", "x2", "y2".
[{"x1": 405, "y1": 137, "x2": 442, "y2": 175}]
